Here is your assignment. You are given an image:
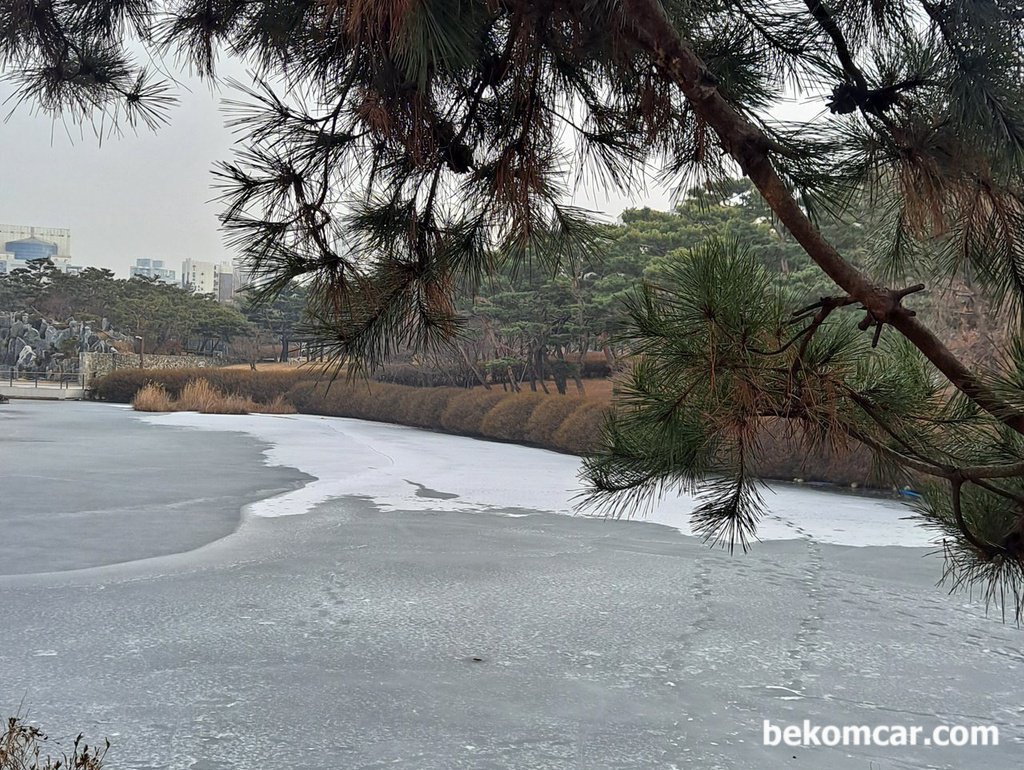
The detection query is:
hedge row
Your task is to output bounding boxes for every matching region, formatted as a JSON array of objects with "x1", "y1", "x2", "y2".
[
  {"x1": 97, "y1": 368, "x2": 610, "y2": 454},
  {"x1": 95, "y1": 367, "x2": 878, "y2": 482},
  {"x1": 286, "y1": 380, "x2": 611, "y2": 454},
  {"x1": 94, "y1": 367, "x2": 308, "y2": 404}
]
